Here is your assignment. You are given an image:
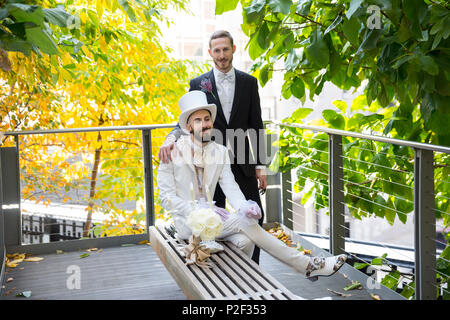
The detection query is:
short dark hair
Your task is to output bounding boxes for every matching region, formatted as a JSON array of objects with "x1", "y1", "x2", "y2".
[{"x1": 209, "y1": 30, "x2": 234, "y2": 48}]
